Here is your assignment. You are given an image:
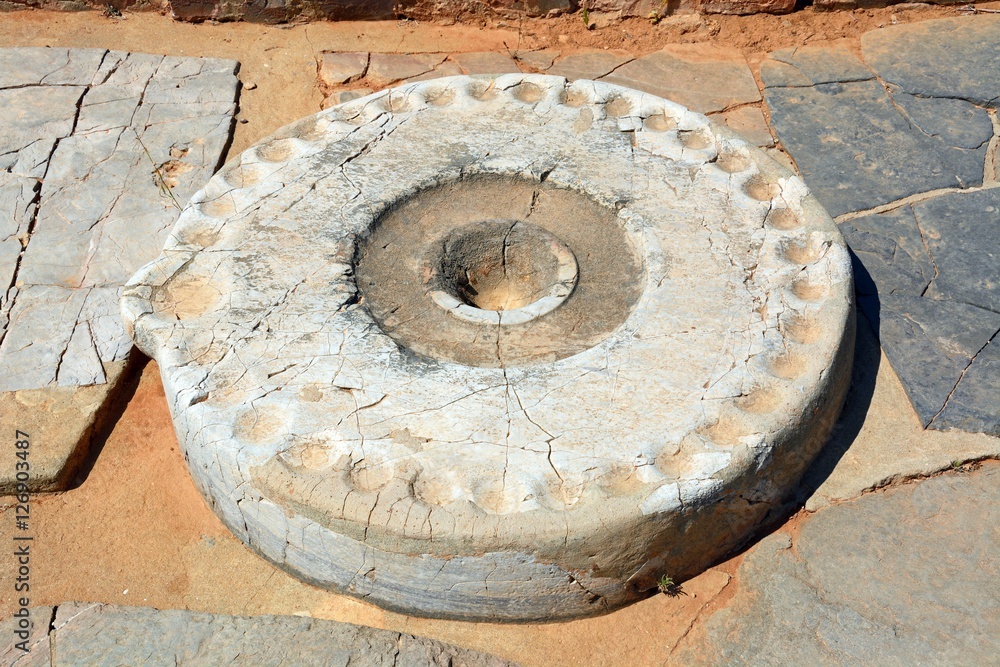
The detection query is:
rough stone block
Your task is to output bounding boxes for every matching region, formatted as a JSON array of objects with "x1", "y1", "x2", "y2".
[
  {"x1": 698, "y1": 0, "x2": 794, "y2": 14},
  {"x1": 0, "y1": 361, "x2": 128, "y2": 494}
]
